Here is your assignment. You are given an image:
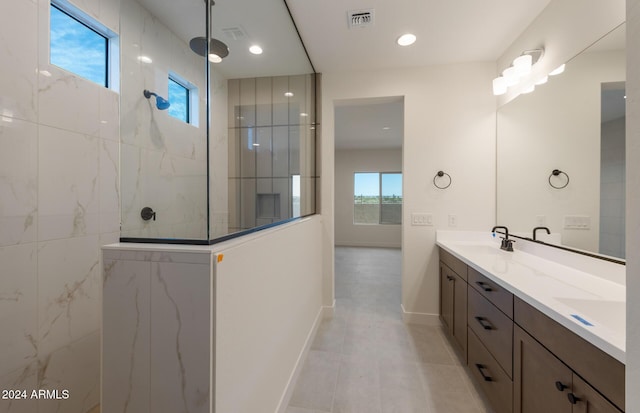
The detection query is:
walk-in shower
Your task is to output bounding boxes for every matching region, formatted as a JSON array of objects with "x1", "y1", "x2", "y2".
[{"x1": 119, "y1": 0, "x2": 317, "y2": 244}]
